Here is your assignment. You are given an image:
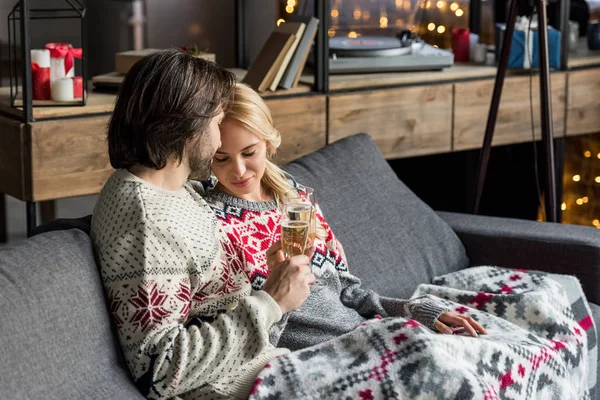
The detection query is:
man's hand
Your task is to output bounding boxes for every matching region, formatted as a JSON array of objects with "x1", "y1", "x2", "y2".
[
  {"x1": 435, "y1": 312, "x2": 488, "y2": 337},
  {"x1": 263, "y1": 242, "x2": 315, "y2": 315}
]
